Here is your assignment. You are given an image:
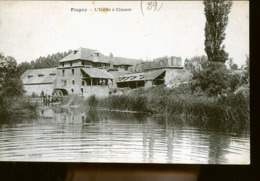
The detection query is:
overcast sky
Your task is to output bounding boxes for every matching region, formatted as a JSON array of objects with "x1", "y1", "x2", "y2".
[{"x1": 0, "y1": 1, "x2": 249, "y2": 67}]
